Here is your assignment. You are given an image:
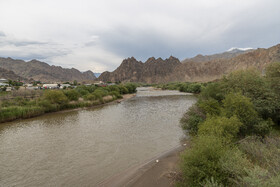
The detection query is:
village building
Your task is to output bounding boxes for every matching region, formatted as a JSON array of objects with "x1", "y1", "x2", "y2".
[
  {"x1": 60, "y1": 84, "x2": 71, "y2": 89},
  {"x1": 0, "y1": 83, "x2": 9, "y2": 86},
  {"x1": 42, "y1": 84, "x2": 59, "y2": 89},
  {"x1": 0, "y1": 78, "x2": 8, "y2": 83}
]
